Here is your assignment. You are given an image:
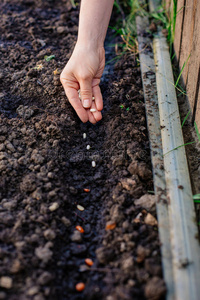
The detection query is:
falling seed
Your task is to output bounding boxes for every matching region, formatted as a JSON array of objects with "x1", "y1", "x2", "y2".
[
  {"x1": 86, "y1": 145, "x2": 90, "y2": 150},
  {"x1": 83, "y1": 133, "x2": 86, "y2": 139},
  {"x1": 85, "y1": 258, "x2": 94, "y2": 267},
  {"x1": 77, "y1": 204, "x2": 85, "y2": 211},
  {"x1": 92, "y1": 161, "x2": 96, "y2": 167},
  {"x1": 92, "y1": 96, "x2": 95, "y2": 100},
  {"x1": 75, "y1": 282, "x2": 85, "y2": 292},
  {"x1": 90, "y1": 108, "x2": 97, "y2": 112},
  {"x1": 105, "y1": 222, "x2": 116, "y2": 230},
  {"x1": 76, "y1": 225, "x2": 84, "y2": 233},
  {"x1": 83, "y1": 188, "x2": 90, "y2": 192}
]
